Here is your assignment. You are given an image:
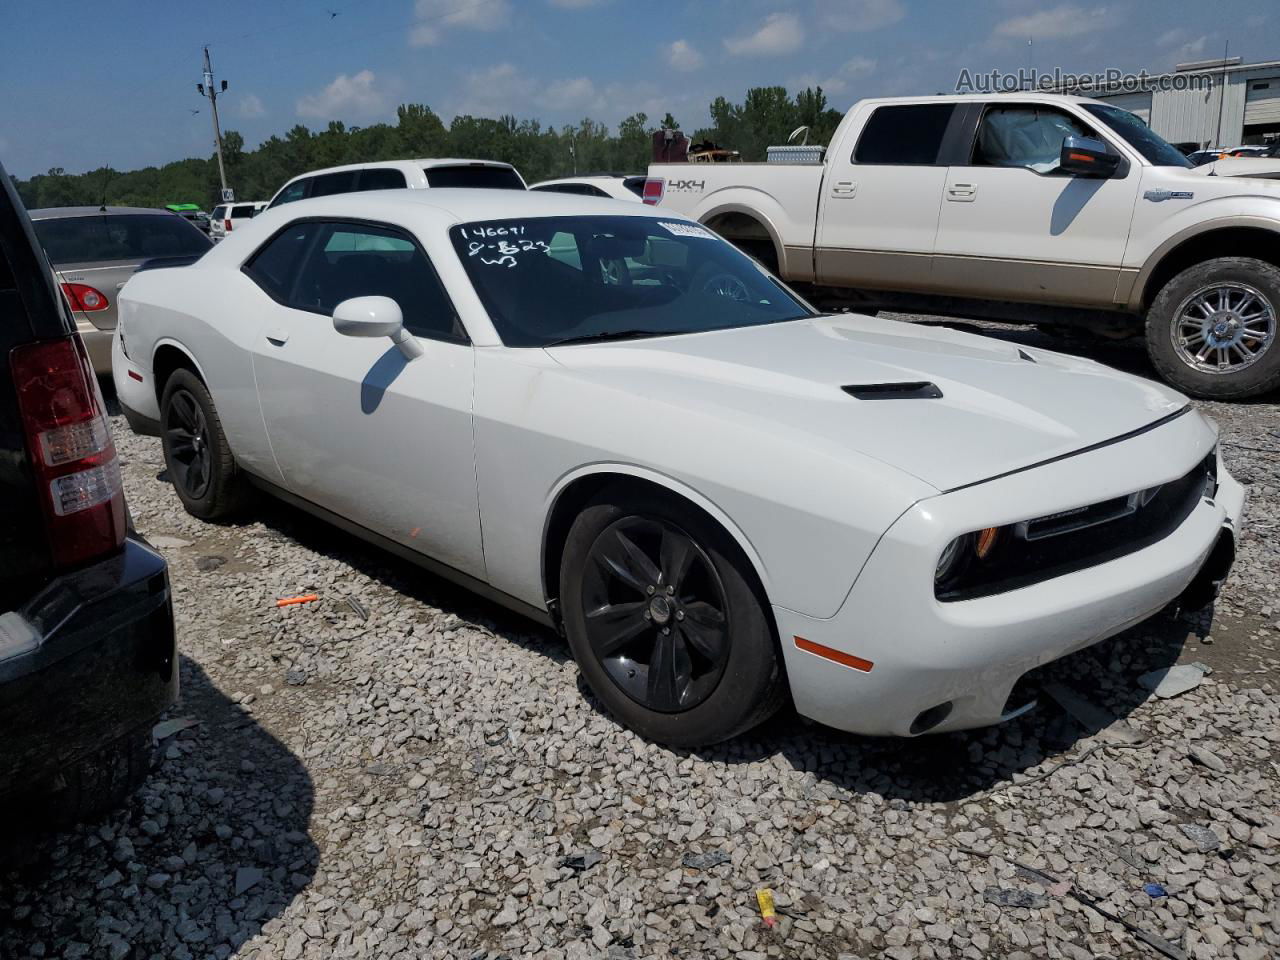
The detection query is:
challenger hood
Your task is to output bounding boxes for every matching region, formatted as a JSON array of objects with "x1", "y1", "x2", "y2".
[{"x1": 545, "y1": 314, "x2": 1187, "y2": 492}]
